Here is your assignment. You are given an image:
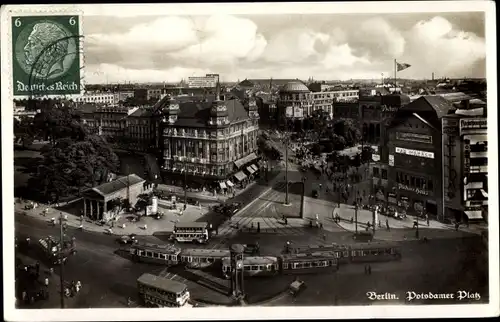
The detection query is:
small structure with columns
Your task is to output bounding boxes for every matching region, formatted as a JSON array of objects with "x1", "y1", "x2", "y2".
[{"x1": 81, "y1": 174, "x2": 152, "y2": 221}]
